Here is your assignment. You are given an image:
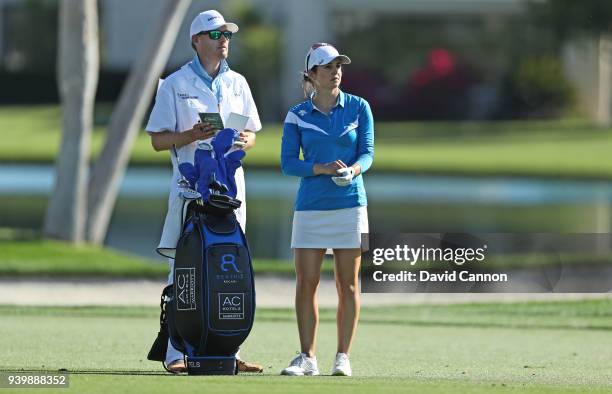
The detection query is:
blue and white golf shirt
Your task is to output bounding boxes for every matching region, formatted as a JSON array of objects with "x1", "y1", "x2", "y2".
[{"x1": 281, "y1": 91, "x2": 374, "y2": 211}]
